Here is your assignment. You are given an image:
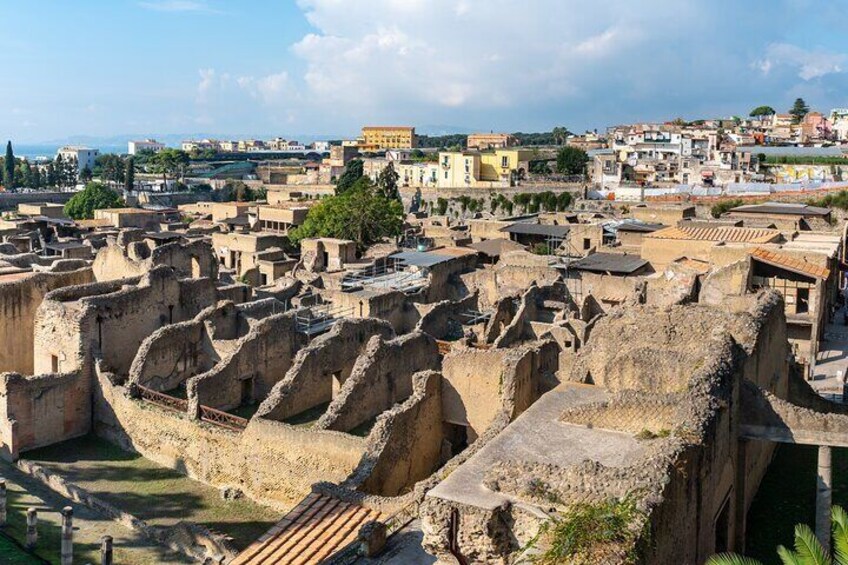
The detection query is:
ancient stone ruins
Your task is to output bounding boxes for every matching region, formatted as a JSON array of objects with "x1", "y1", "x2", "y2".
[{"x1": 1, "y1": 198, "x2": 847, "y2": 563}]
